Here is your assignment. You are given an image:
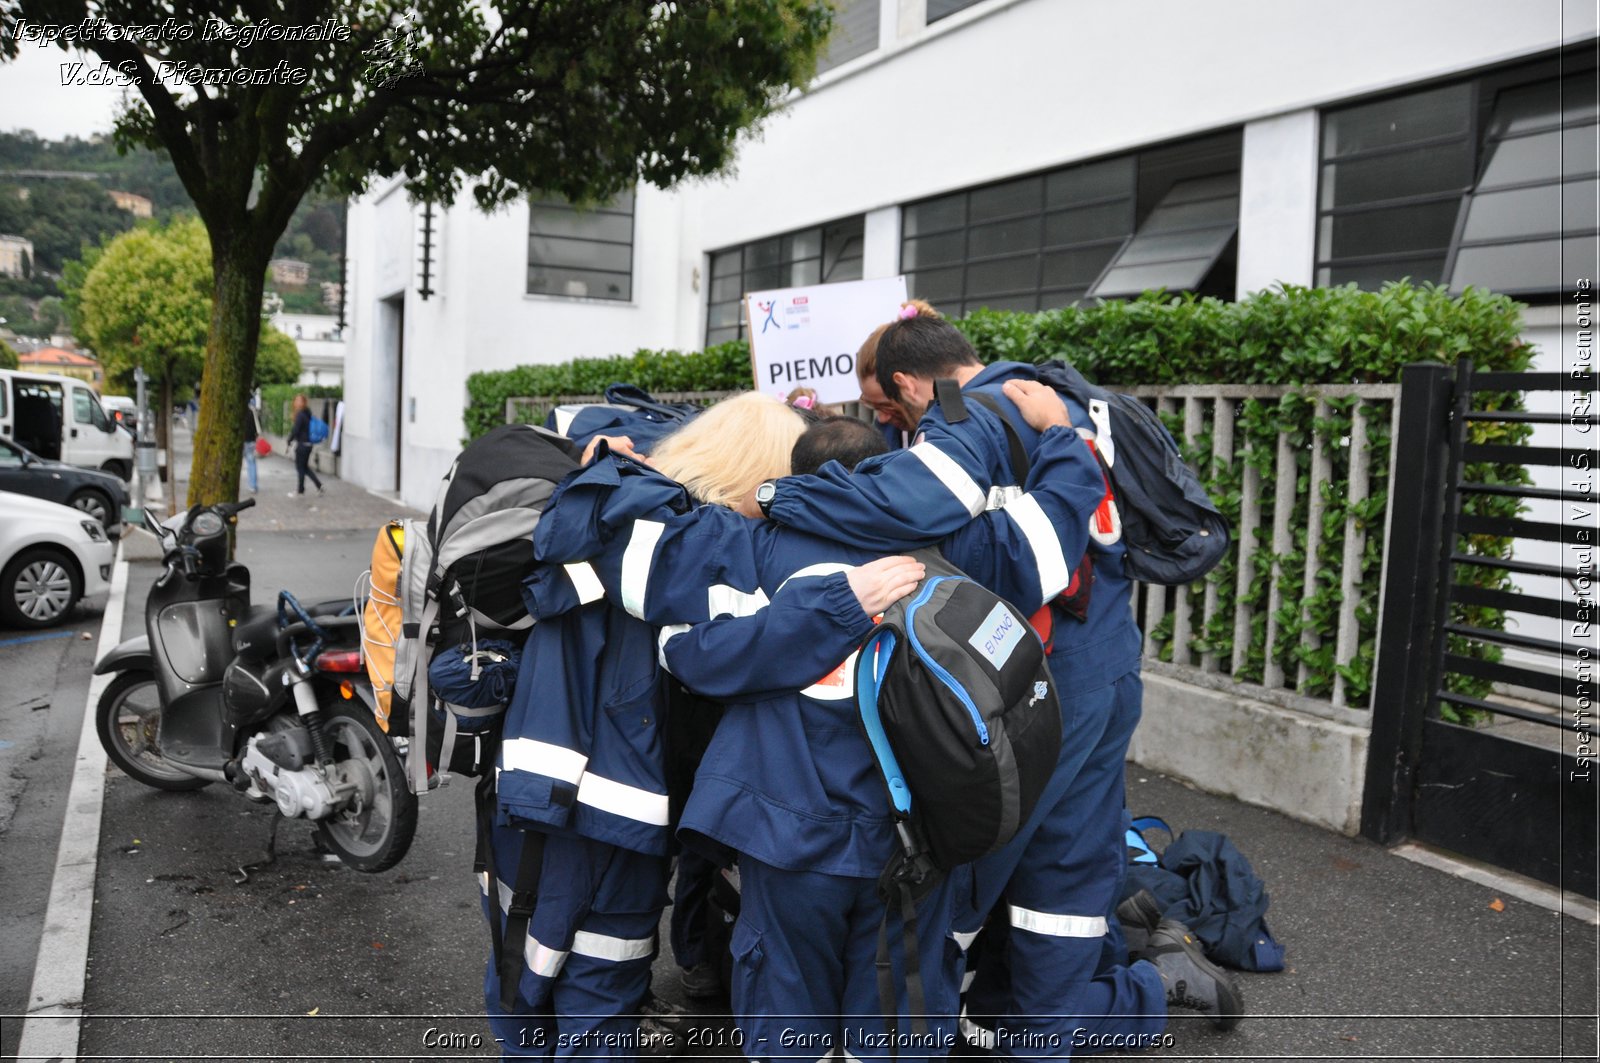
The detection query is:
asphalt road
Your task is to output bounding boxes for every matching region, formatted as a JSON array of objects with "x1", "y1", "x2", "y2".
[{"x1": 0, "y1": 607, "x2": 105, "y2": 1061}]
